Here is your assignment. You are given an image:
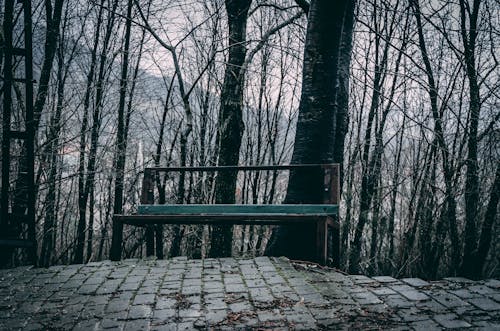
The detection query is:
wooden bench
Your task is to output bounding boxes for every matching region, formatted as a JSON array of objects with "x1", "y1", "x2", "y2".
[{"x1": 110, "y1": 164, "x2": 340, "y2": 266}]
